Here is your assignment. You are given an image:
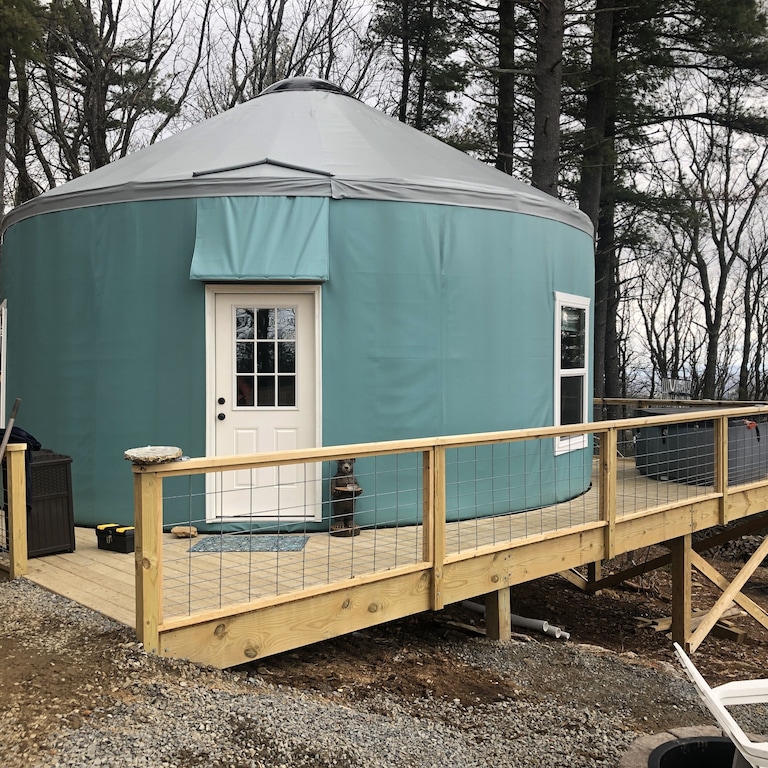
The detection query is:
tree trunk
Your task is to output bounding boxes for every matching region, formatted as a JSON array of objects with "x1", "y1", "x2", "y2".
[
  {"x1": 0, "y1": 42, "x2": 10, "y2": 215},
  {"x1": 399, "y1": 0, "x2": 412, "y2": 123},
  {"x1": 496, "y1": 0, "x2": 515, "y2": 174},
  {"x1": 578, "y1": 0, "x2": 617, "y2": 399},
  {"x1": 13, "y1": 56, "x2": 36, "y2": 204},
  {"x1": 531, "y1": 0, "x2": 563, "y2": 196}
]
